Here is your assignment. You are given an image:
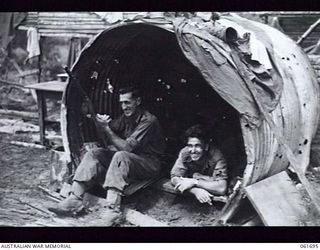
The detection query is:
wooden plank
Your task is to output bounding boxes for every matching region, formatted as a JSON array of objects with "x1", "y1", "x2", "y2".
[
  {"x1": 37, "y1": 33, "x2": 94, "y2": 38},
  {"x1": 245, "y1": 171, "x2": 316, "y2": 226},
  {"x1": 123, "y1": 208, "x2": 169, "y2": 227},
  {"x1": 10, "y1": 141, "x2": 46, "y2": 149},
  {"x1": 38, "y1": 30, "x2": 102, "y2": 36},
  {"x1": 154, "y1": 178, "x2": 178, "y2": 194},
  {"x1": 9, "y1": 59, "x2": 24, "y2": 75},
  {"x1": 38, "y1": 186, "x2": 63, "y2": 201},
  {"x1": 25, "y1": 81, "x2": 67, "y2": 92},
  {"x1": 0, "y1": 79, "x2": 23, "y2": 87},
  {"x1": 19, "y1": 69, "x2": 40, "y2": 77},
  {"x1": 11, "y1": 198, "x2": 55, "y2": 218},
  {"x1": 123, "y1": 177, "x2": 160, "y2": 196},
  {"x1": 37, "y1": 23, "x2": 107, "y2": 29},
  {"x1": 297, "y1": 18, "x2": 320, "y2": 45},
  {"x1": 0, "y1": 109, "x2": 38, "y2": 119},
  {"x1": 39, "y1": 12, "x2": 104, "y2": 19}
]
